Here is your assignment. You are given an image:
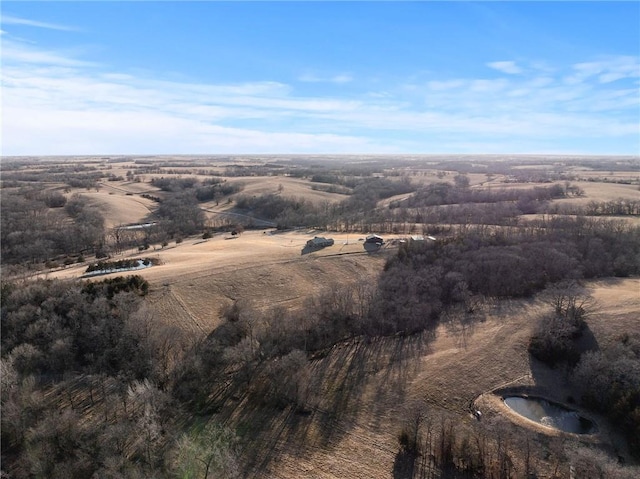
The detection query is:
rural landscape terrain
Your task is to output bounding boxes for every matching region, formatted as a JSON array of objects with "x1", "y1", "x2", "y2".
[{"x1": 2, "y1": 154, "x2": 639, "y2": 478}]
